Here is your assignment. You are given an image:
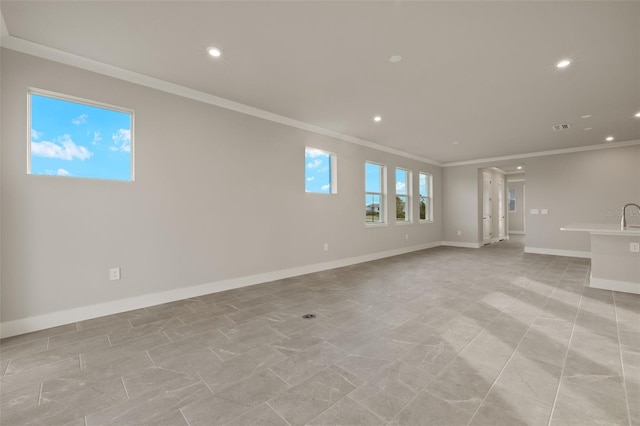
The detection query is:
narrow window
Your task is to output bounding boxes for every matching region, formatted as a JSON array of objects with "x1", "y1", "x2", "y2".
[
  {"x1": 395, "y1": 168, "x2": 412, "y2": 222},
  {"x1": 305, "y1": 148, "x2": 336, "y2": 194},
  {"x1": 365, "y1": 162, "x2": 386, "y2": 224},
  {"x1": 28, "y1": 89, "x2": 134, "y2": 181},
  {"x1": 419, "y1": 172, "x2": 433, "y2": 221},
  {"x1": 508, "y1": 188, "x2": 516, "y2": 212}
]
